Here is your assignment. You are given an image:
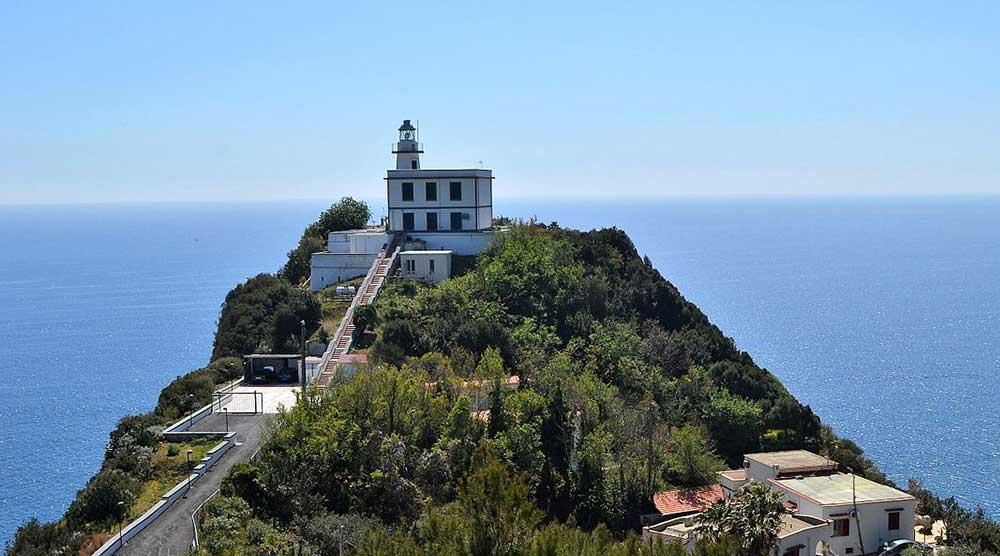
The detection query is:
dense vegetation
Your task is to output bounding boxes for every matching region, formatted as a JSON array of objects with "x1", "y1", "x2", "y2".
[
  {"x1": 191, "y1": 224, "x2": 923, "y2": 556},
  {"x1": 211, "y1": 273, "x2": 322, "y2": 360},
  {"x1": 9, "y1": 204, "x2": 1000, "y2": 556},
  {"x1": 5, "y1": 357, "x2": 242, "y2": 556},
  {"x1": 5, "y1": 198, "x2": 368, "y2": 556}
]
